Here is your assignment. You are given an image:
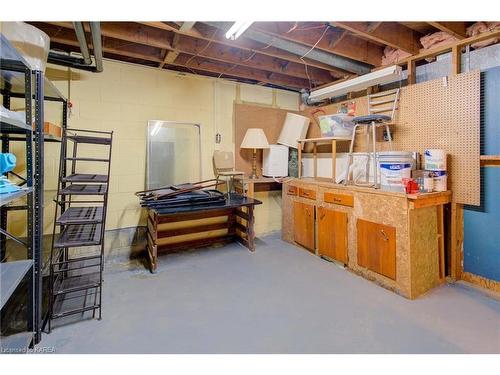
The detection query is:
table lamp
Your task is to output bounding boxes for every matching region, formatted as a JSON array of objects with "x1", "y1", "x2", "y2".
[{"x1": 240, "y1": 128, "x2": 269, "y2": 179}]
